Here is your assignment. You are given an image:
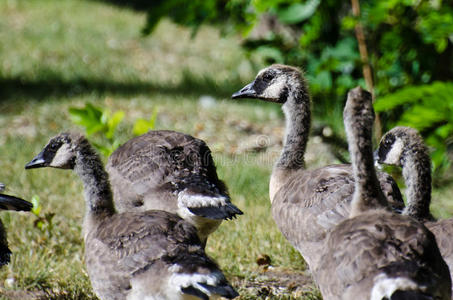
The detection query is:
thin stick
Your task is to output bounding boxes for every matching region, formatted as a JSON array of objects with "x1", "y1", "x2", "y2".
[{"x1": 350, "y1": 0, "x2": 382, "y2": 139}]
